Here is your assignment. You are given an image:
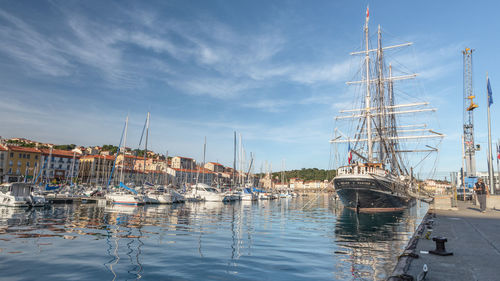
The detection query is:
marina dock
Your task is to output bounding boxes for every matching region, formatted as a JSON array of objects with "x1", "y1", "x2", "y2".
[
  {"x1": 389, "y1": 200, "x2": 500, "y2": 281},
  {"x1": 45, "y1": 196, "x2": 107, "y2": 206}
]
